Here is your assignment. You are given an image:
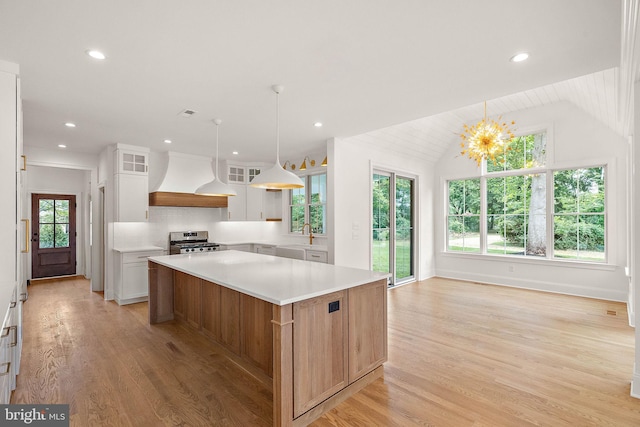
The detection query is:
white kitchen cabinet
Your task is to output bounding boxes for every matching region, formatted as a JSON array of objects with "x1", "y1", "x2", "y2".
[
  {"x1": 0, "y1": 282, "x2": 21, "y2": 404},
  {"x1": 224, "y1": 165, "x2": 273, "y2": 222},
  {"x1": 228, "y1": 165, "x2": 246, "y2": 183},
  {"x1": 114, "y1": 249, "x2": 164, "y2": 305},
  {"x1": 220, "y1": 244, "x2": 253, "y2": 252},
  {"x1": 114, "y1": 173, "x2": 149, "y2": 222},
  {"x1": 226, "y1": 184, "x2": 247, "y2": 220},
  {"x1": 116, "y1": 147, "x2": 148, "y2": 174},
  {"x1": 113, "y1": 144, "x2": 150, "y2": 222},
  {"x1": 255, "y1": 244, "x2": 276, "y2": 255},
  {"x1": 0, "y1": 61, "x2": 23, "y2": 402},
  {"x1": 0, "y1": 64, "x2": 18, "y2": 284},
  {"x1": 305, "y1": 250, "x2": 328, "y2": 263},
  {"x1": 246, "y1": 186, "x2": 265, "y2": 221},
  {"x1": 0, "y1": 304, "x2": 10, "y2": 404}
]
